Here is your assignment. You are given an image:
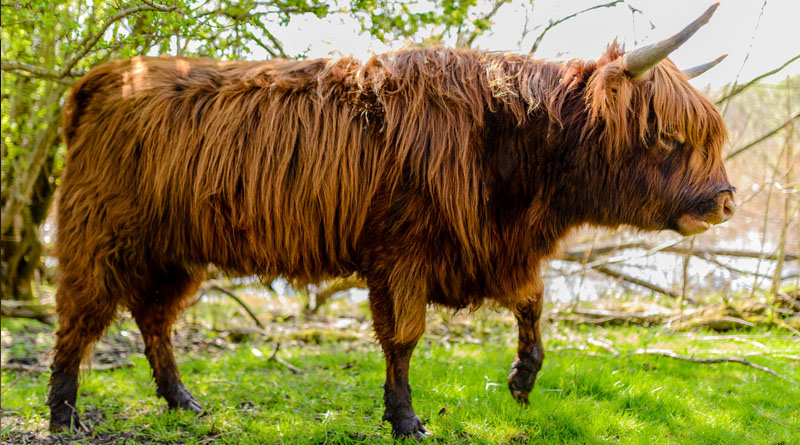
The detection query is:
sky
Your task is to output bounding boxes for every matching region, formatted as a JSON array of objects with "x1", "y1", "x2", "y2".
[{"x1": 269, "y1": 0, "x2": 800, "y2": 89}]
